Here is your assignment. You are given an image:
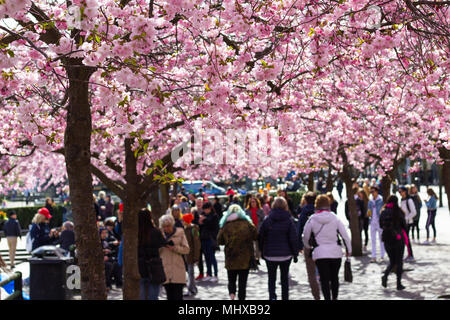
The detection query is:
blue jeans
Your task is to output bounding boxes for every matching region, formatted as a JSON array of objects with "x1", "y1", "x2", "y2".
[
  {"x1": 140, "y1": 278, "x2": 161, "y2": 300},
  {"x1": 201, "y1": 239, "x2": 218, "y2": 277}
]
